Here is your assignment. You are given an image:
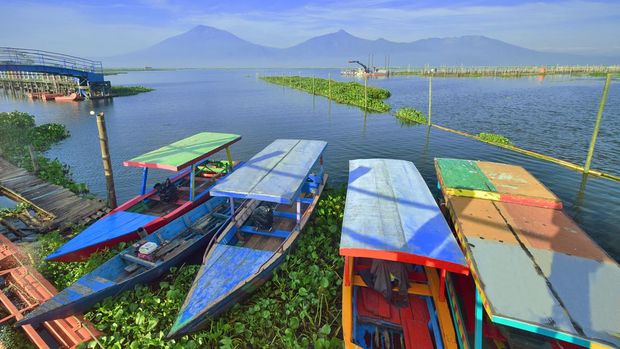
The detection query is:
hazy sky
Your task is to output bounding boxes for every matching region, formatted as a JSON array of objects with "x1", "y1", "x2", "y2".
[{"x1": 1, "y1": 0, "x2": 619, "y2": 57}]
